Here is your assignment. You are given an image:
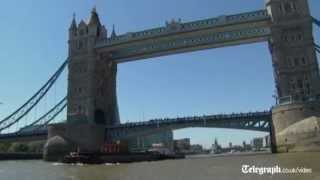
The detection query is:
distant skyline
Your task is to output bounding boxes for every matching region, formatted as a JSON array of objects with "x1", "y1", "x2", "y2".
[{"x1": 0, "y1": 0, "x2": 319, "y2": 147}]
